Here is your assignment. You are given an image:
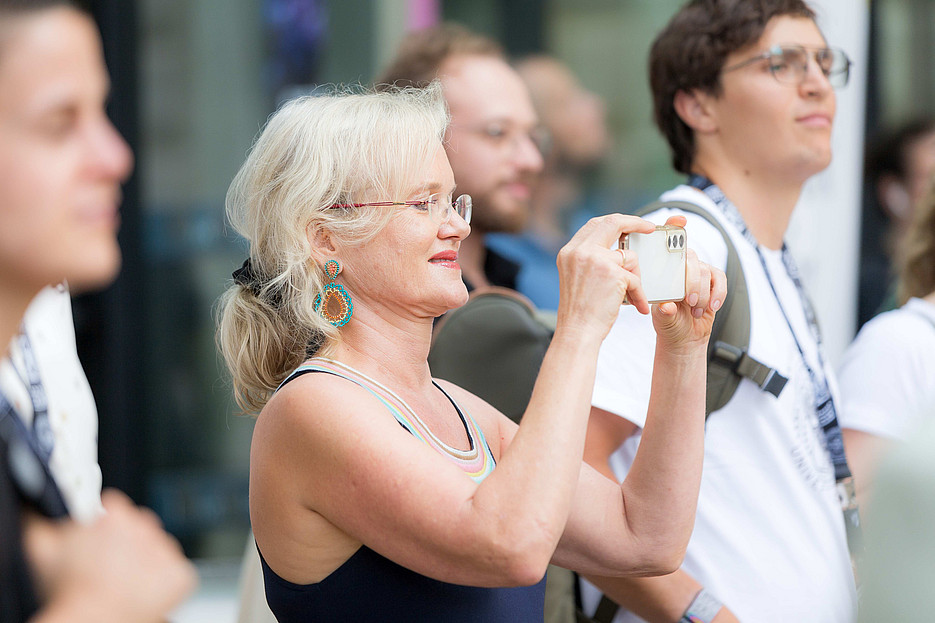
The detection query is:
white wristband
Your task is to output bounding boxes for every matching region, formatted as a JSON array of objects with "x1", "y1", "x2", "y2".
[{"x1": 679, "y1": 588, "x2": 722, "y2": 623}]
